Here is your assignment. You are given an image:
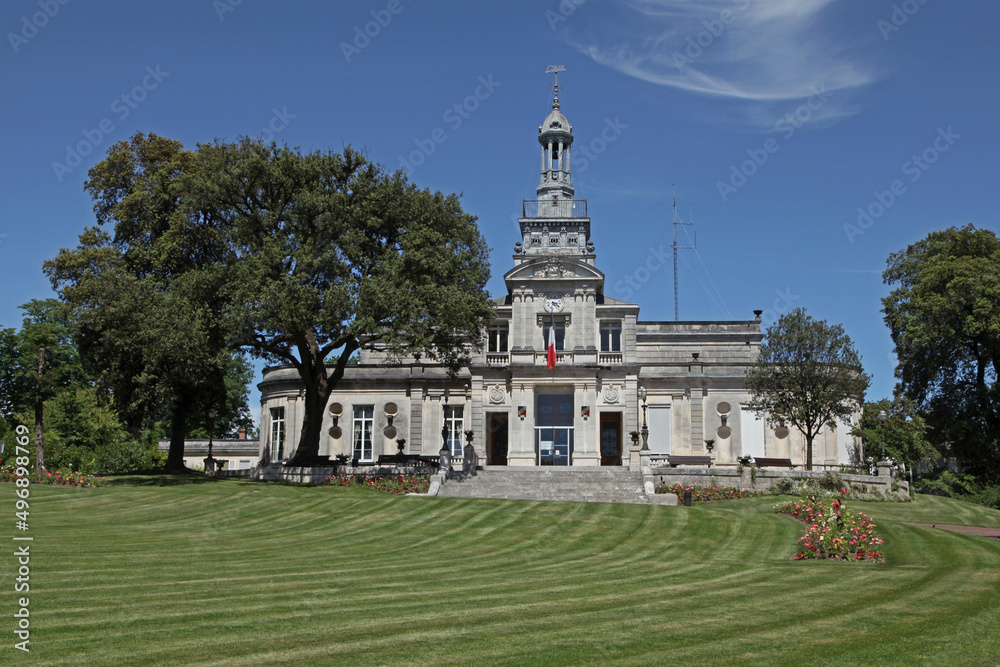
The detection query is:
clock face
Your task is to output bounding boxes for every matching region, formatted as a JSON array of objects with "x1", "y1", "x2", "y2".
[{"x1": 544, "y1": 296, "x2": 564, "y2": 313}]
